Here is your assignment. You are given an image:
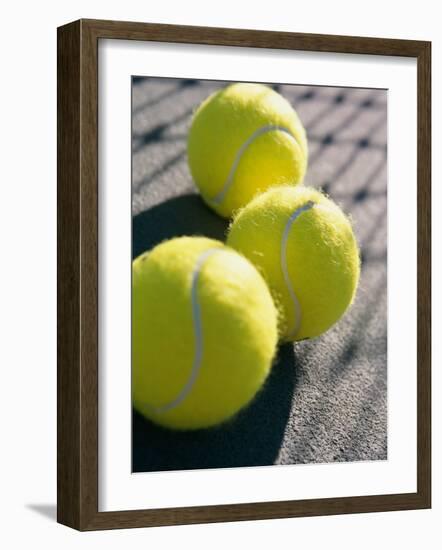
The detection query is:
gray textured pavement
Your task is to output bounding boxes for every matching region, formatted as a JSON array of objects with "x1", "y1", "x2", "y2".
[{"x1": 131, "y1": 78, "x2": 387, "y2": 472}]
